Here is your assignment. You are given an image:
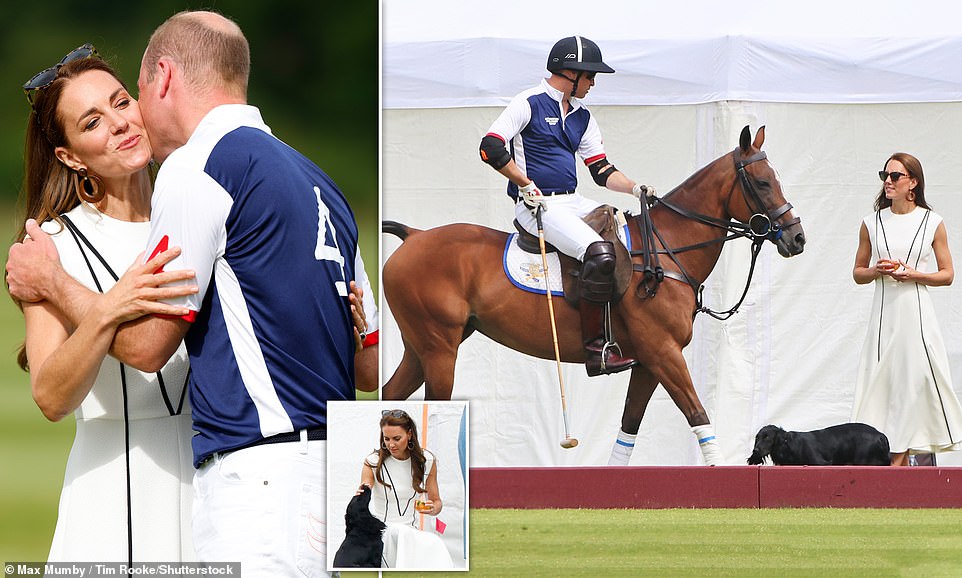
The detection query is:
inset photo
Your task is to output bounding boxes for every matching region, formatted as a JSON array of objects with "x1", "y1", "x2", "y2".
[{"x1": 328, "y1": 401, "x2": 468, "y2": 572}]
